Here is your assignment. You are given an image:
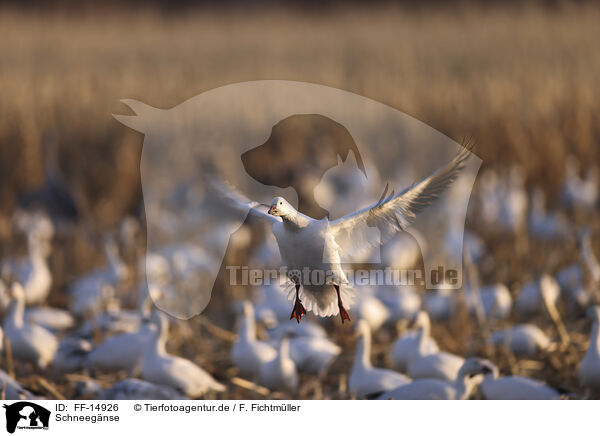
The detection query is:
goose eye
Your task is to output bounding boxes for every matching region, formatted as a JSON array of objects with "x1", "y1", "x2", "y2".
[{"x1": 279, "y1": 202, "x2": 282, "y2": 205}]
